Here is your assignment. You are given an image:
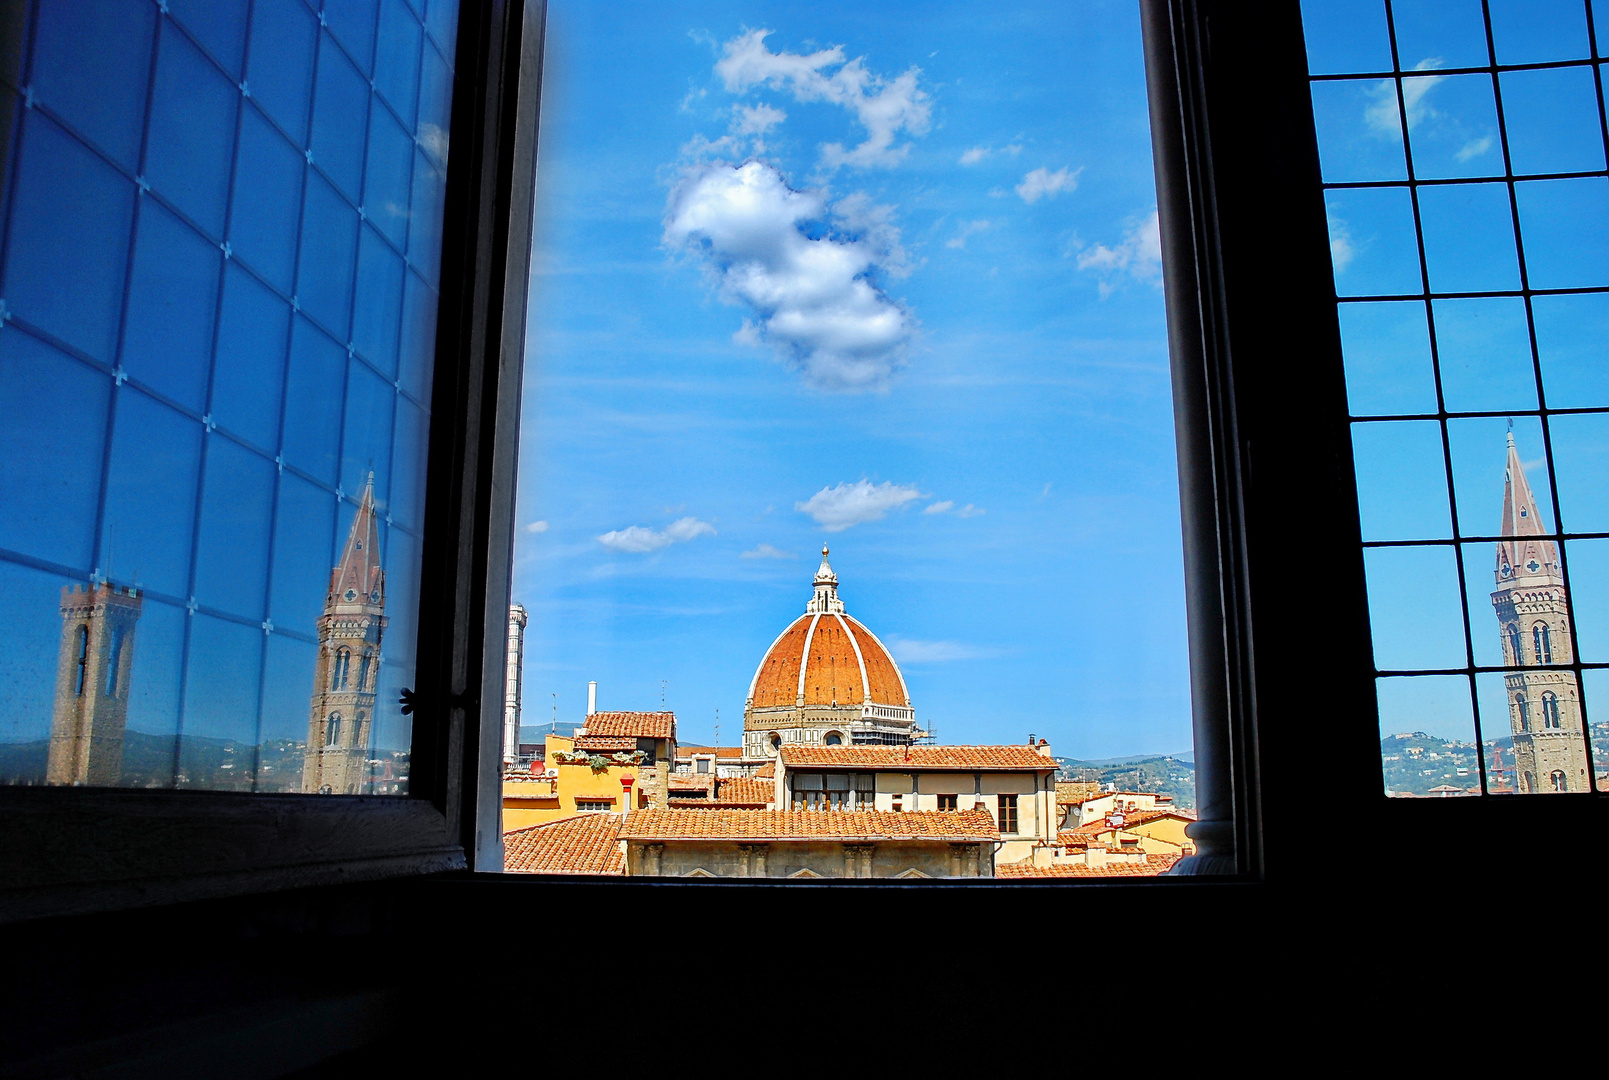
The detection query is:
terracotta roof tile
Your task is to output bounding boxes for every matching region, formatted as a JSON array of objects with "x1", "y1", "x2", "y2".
[
  {"x1": 676, "y1": 746, "x2": 745, "y2": 760},
  {"x1": 1056, "y1": 781, "x2": 1105, "y2": 805},
  {"x1": 571, "y1": 735, "x2": 638, "y2": 752},
  {"x1": 712, "y1": 776, "x2": 773, "y2": 806},
  {"x1": 581, "y1": 712, "x2": 675, "y2": 739},
  {"x1": 617, "y1": 809, "x2": 999, "y2": 842},
  {"x1": 997, "y1": 854, "x2": 1180, "y2": 878},
  {"x1": 753, "y1": 762, "x2": 775, "y2": 778},
  {"x1": 503, "y1": 814, "x2": 626, "y2": 875},
  {"x1": 778, "y1": 745, "x2": 1054, "y2": 770}
]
